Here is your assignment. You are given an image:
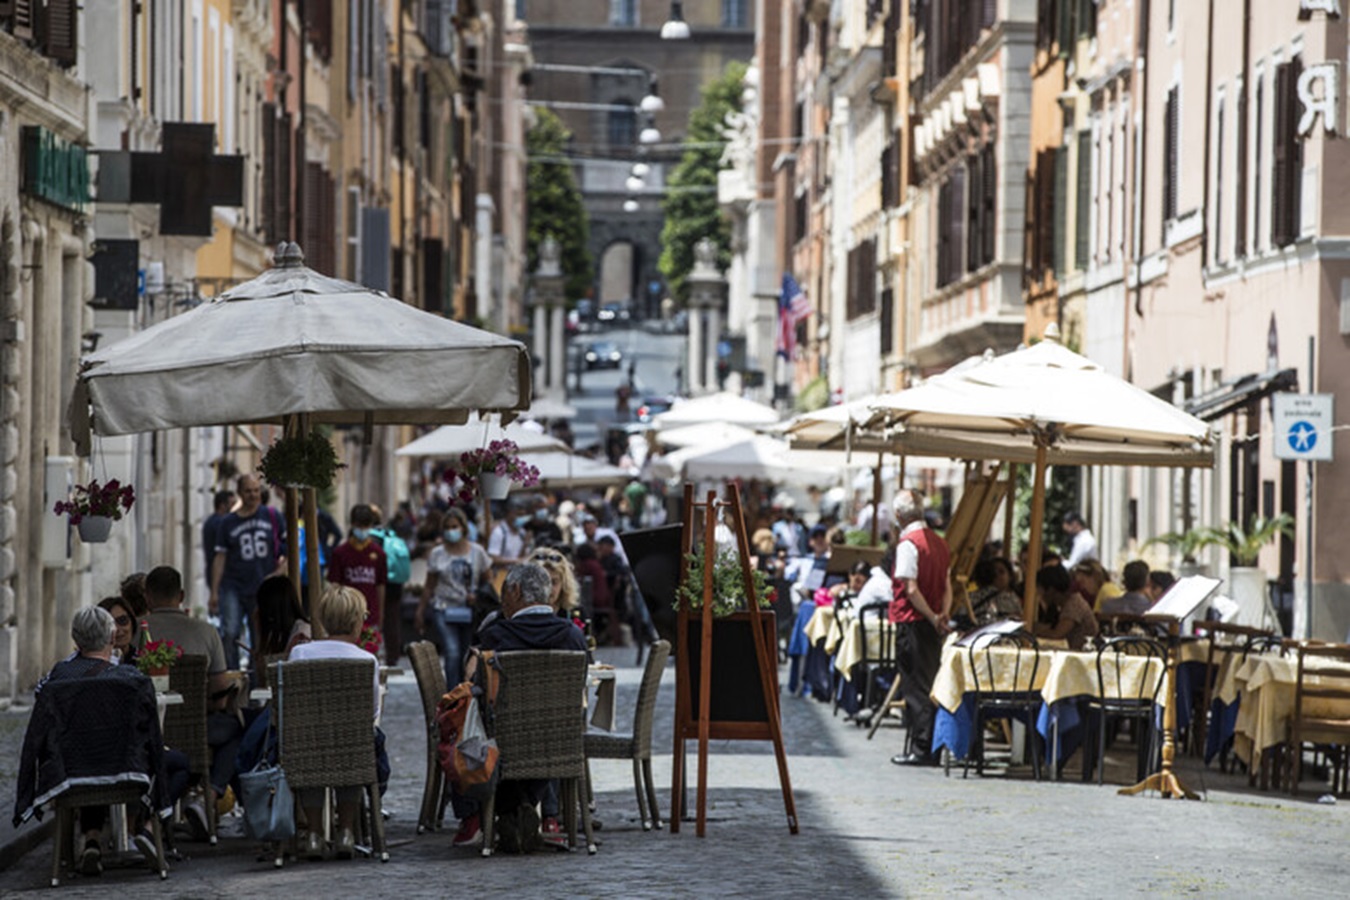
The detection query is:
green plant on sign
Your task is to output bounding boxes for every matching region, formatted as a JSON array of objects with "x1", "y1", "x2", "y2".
[
  {"x1": 675, "y1": 545, "x2": 774, "y2": 617},
  {"x1": 258, "y1": 432, "x2": 345, "y2": 491}
]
